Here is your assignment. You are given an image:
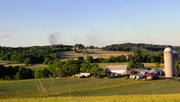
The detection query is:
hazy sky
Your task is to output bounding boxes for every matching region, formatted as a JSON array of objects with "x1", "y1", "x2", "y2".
[{"x1": 1, "y1": 0, "x2": 180, "y2": 47}]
